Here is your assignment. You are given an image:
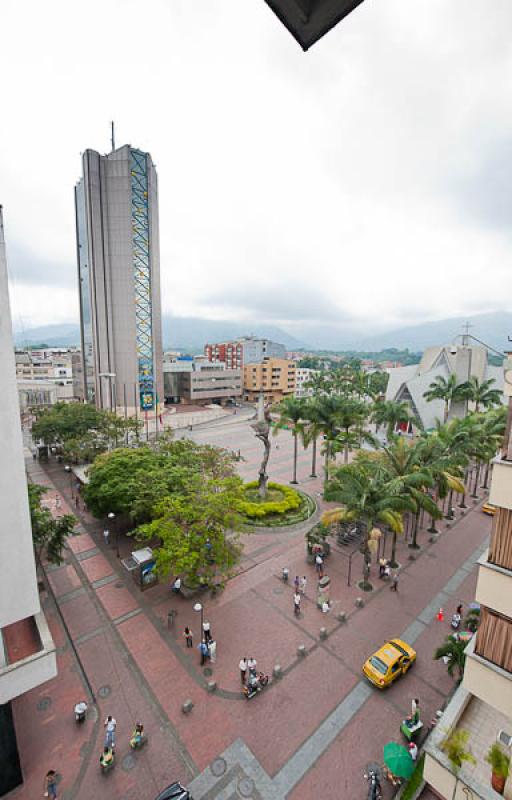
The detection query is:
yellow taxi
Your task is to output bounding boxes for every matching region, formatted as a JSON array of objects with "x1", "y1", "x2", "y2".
[
  {"x1": 482, "y1": 502, "x2": 497, "y2": 516},
  {"x1": 363, "y1": 639, "x2": 416, "y2": 688}
]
